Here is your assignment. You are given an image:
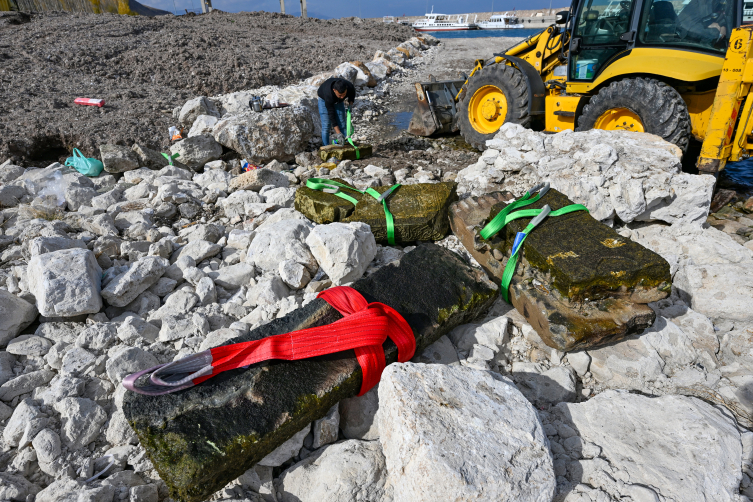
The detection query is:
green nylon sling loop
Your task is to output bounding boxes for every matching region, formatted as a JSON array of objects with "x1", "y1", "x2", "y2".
[
  {"x1": 331, "y1": 109, "x2": 360, "y2": 160},
  {"x1": 161, "y1": 152, "x2": 180, "y2": 166},
  {"x1": 478, "y1": 182, "x2": 589, "y2": 303},
  {"x1": 306, "y1": 178, "x2": 400, "y2": 245},
  {"x1": 346, "y1": 109, "x2": 360, "y2": 160}
]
